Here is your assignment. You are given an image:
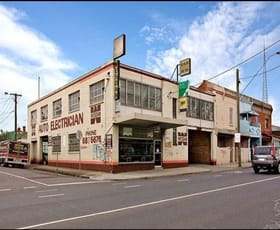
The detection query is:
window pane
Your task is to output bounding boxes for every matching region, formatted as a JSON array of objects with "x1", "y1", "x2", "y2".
[
  {"x1": 141, "y1": 84, "x2": 148, "y2": 108},
  {"x1": 53, "y1": 99, "x2": 62, "y2": 117},
  {"x1": 149, "y1": 86, "x2": 155, "y2": 109},
  {"x1": 69, "y1": 133, "x2": 80, "y2": 152},
  {"x1": 155, "y1": 88, "x2": 161, "y2": 111},
  {"x1": 127, "y1": 81, "x2": 134, "y2": 106},
  {"x1": 120, "y1": 79, "x2": 126, "y2": 104},
  {"x1": 69, "y1": 91, "x2": 80, "y2": 112},
  {"x1": 209, "y1": 102, "x2": 214, "y2": 121},
  {"x1": 41, "y1": 105, "x2": 48, "y2": 122},
  {"x1": 200, "y1": 100, "x2": 206, "y2": 120},
  {"x1": 90, "y1": 81, "x2": 104, "y2": 104},
  {"x1": 134, "y1": 83, "x2": 141, "y2": 107},
  {"x1": 119, "y1": 139, "x2": 153, "y2": 162},
  {"x1": 52, "y1": 136, "x2": 61, "y2": 153}
]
